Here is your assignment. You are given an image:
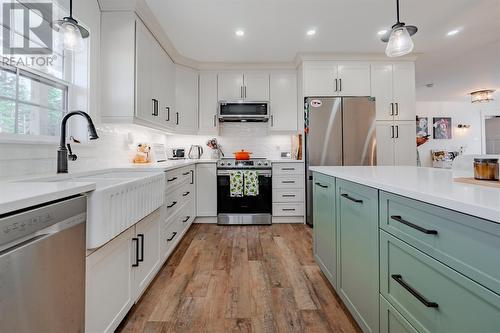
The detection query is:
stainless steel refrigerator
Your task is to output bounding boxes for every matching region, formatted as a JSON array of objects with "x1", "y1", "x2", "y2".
[{"x1": 305, "y1": 97, "x2": 377, "y2": 226}]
